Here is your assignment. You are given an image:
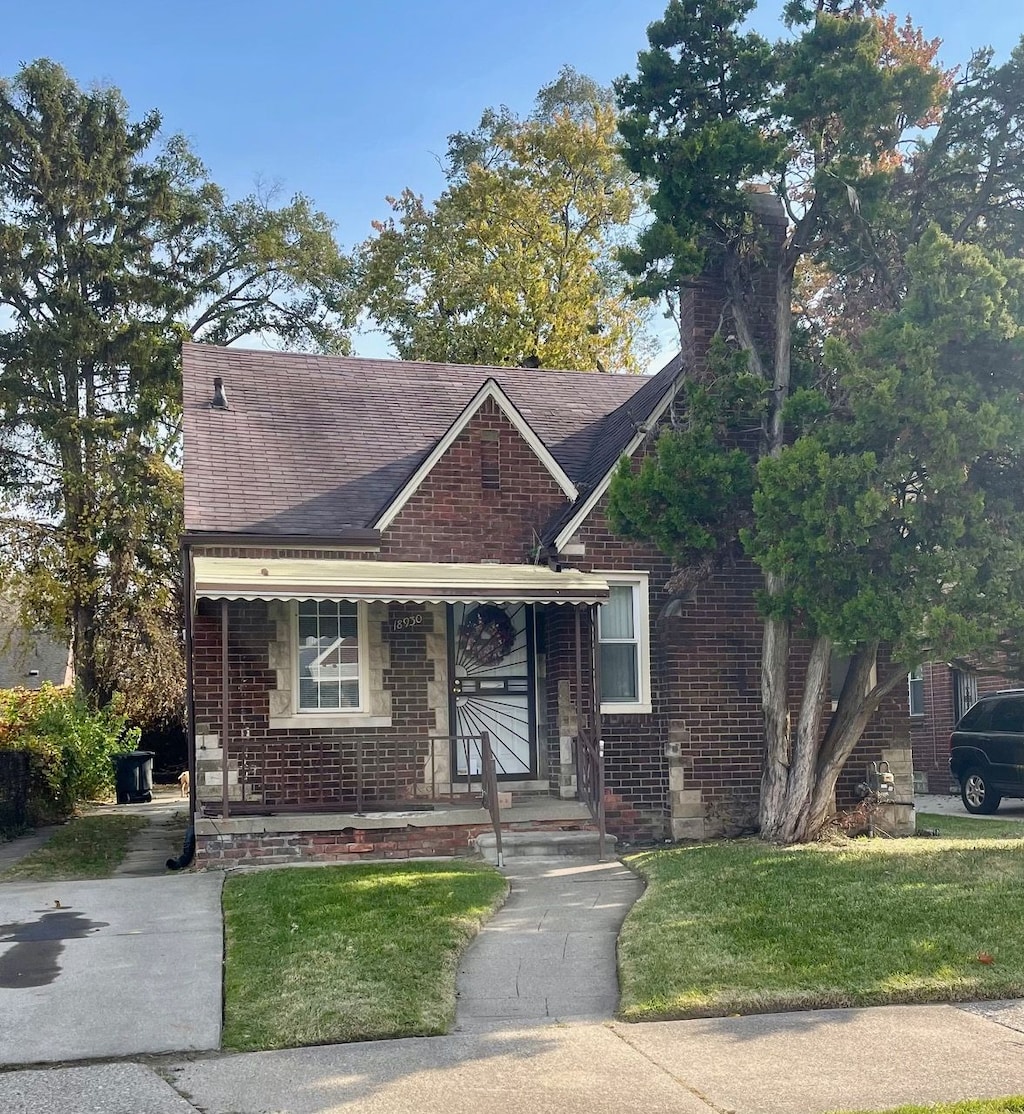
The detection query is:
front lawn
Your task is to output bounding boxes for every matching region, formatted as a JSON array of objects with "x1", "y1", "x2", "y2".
[
  {"x1": 222, "y1": 860, "x2": 507, "y2": 1050},
  {"x1": 1, "y1": 814, "x2": 147, "y2": 880},
  {"x1": 618, "y1": 833, "x2": 1024, "y2": 1021}
]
